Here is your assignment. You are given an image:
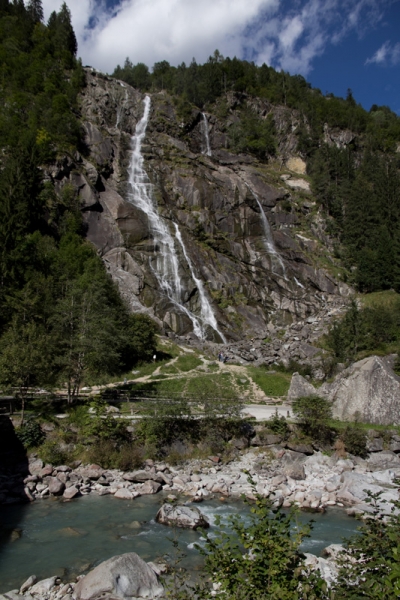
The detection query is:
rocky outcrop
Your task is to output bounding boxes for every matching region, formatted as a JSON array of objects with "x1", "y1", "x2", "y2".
[
  {"x1": 43, "y1": 68, "x2": 354, "y2": 344},
  {"x1": 287, "y1": 373, "x2": 318, "y2": 402},
  {"x1": 323, "y1": 356, "x2": 400, "y2": 425},
  {"x1": 73, "y1": 553, "x2": 164, "y2": 600},
  {"x1": 155, "y1": 503, "x2": 209, "y2": 529},
  {"x1": 287, "y1": 355, "x2": 400, "y2": 425}
]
